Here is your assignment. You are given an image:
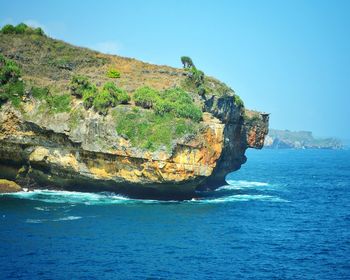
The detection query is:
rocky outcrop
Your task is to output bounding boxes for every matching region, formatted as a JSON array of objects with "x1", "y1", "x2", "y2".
[
  {"x1": 0, "y1": 179, "x2": 22, "y2": 193},
  {"x1": 0, "y1": 31, "x2": 269, "y2": 199},
  {"x1": 0, "y1": 96, "x2": 268, "y2": 198},
  {"x1": 199, "y1": 96, "x2": 269, "y2": 189},
  {"x1": 245, "y1": 113, "x2": 270, "y2": 149}
]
